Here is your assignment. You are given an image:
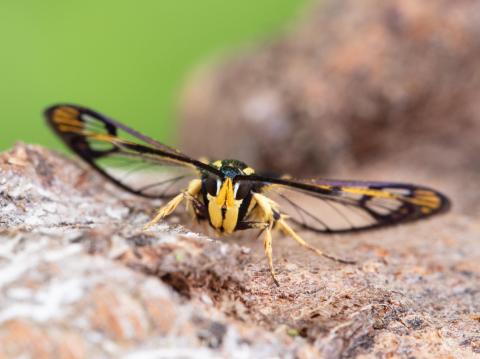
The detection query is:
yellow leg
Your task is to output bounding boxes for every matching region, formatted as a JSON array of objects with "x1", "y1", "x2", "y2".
[
  {"x1": 240, "y1": 219, "x2": 279, "y2": 286},
  {"x1": 143, "y1": 192, "x2": 184, "y2": 230},
  {"x1": 252, "y1": 193, "x2": 281, "y2": 285},
  {"x1": 276, "y1": 218, "x2": 355, "y2": 264},
  {"x1": 143, "y1": 179, "x2": 202, "y2": 231},
  {"x1": 251, "y1": 192, "x2": 355, "y2": 285},
  {"x1": 263, "y1": 222, "x2": 279, "y2": 286}
]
